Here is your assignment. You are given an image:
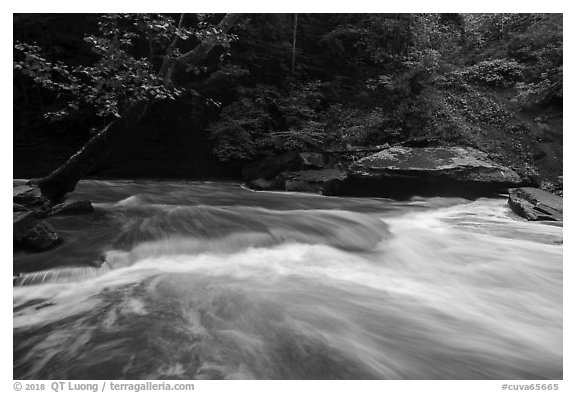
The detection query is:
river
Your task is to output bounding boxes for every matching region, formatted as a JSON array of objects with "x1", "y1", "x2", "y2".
[{"x1": 13, "y1": 180, "x2": 563, "y2": 379}]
